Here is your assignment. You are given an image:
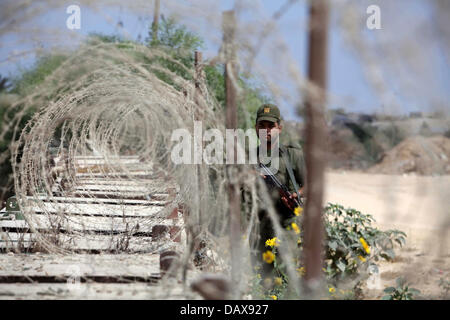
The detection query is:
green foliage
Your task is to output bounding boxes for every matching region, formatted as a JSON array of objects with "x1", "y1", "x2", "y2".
[
  {"x1": 382, "y1": 277, "x2": 421, "y2": 300},
  {"x1": 247, "y1": 203, "x2": 408, "y2": 299},
  {"x1": 87, "y1": 33, "x2": 124, "y2": 44},
  {"x1": 379, "y1": 123, "x2": 405, "y2": 148},
  {"x1": 324, "y1": 203, "x2": 406, "y2": 279},
  {"x1": 10, "y1": 55, "x2": 67, "y2": 95},
  {"x1": 145, "y1": 15, "x2": 271, "y2": 126},
  {"x1": 438, "y1": 277, "x2": 449, "y2": 298},
  {"x1": 203, "y1": 65, "x2": 226, "y2": 109},
  {"x1": 148, "y1": 15, "x2": 204, "y2": 54},
  {"x1": 0, "y1": 75, "x2": 11, "y2": 92},
  {"x1": 248, "y1": 267, "x2": 289, "y2": 300},
  {"x1": 146, "y1": 15, "x2": 203, "y2": 84},
  {"x1": 444, "y1": 129, "x2": 450, "y2": 139},
  {"x1": 248, "y1": 222, "x2": 304, "y2": 300},
  {"x1": 237, "y1": 78, "x2": 272, "y2": 130},
  {"x1": 0, "y1": 54, "x2": 67, "y2": 202},
  {"x1": 345, "y1": 123, "x2": 384, "y2": 164}
]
